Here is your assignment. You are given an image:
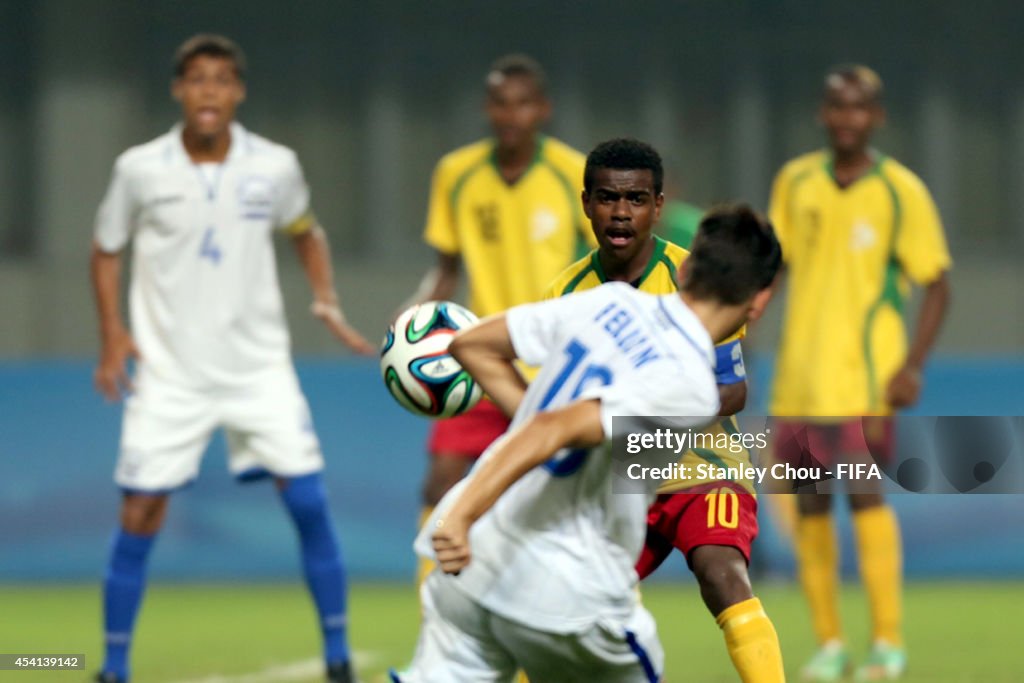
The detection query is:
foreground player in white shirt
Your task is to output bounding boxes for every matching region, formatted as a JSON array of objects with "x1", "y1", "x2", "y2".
[
  {"x1": 393, "y1": 204, "x2": 782, "y2": 683},
  {"x1": 91, "y1": 35, "x2": 372, "y2": 683}
]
